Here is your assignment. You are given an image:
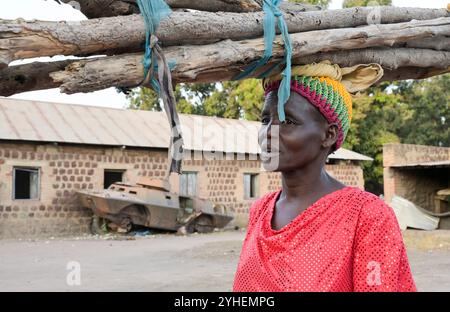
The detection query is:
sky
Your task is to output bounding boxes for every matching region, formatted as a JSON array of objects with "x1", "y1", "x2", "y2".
[{"x1": 1, "y1": 0, "x2": 448, "y2": 109}]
